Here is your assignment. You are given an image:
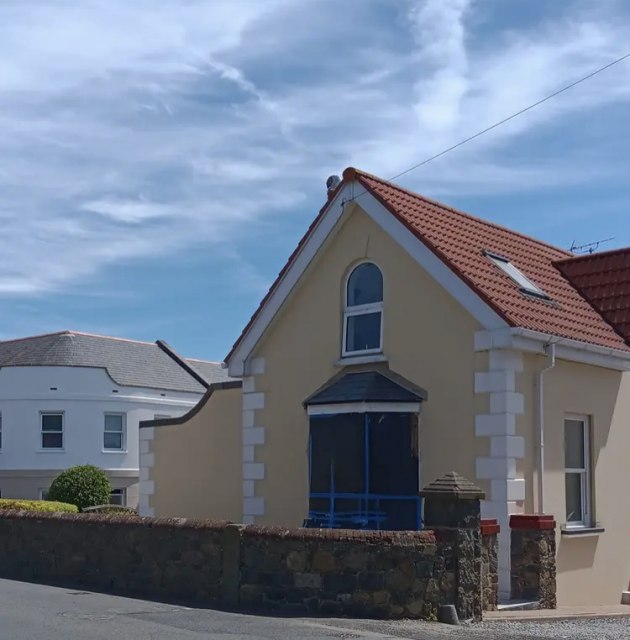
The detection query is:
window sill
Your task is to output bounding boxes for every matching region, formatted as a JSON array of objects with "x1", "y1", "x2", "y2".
[
  {"x1": 36, "y1": 449, "x2": 65, "y2": 453},
  {"x1": 102, "y1": 449, "x2": 128, "y2": 454},
  {"x1": 335, "y1": 353, "x2": 387, "y2": 367},
  {"x1": 561, "y1": 526, "x2": 605, "y2": 537}
]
